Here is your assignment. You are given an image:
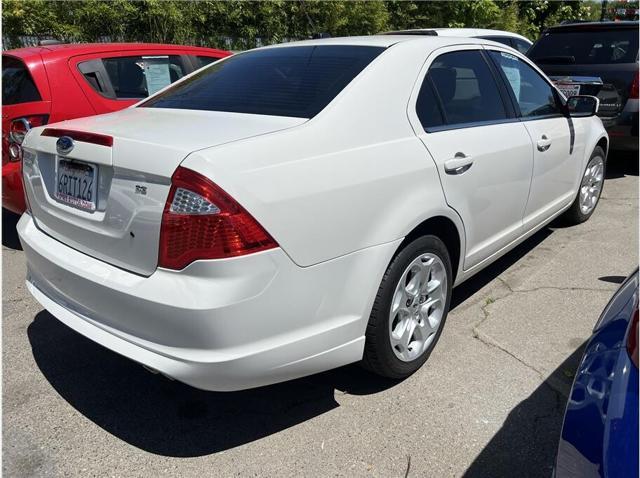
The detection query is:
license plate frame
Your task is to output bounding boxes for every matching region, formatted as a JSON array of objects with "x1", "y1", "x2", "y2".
[
  {"x1": 55, "y1": 158, "x2": 98, "y2": 212},
  {"x1": 556, "y1": 83, "x2": 581, "y2": 99}
]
